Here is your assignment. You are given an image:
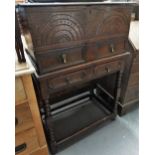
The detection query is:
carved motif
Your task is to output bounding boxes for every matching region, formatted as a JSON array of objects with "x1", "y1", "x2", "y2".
[
  {"x1": 27, "y1": 12, "x2": 85, "y2": 47},
  {"x1": 96, "y1": 12, "x2": 129, "y2": 36},
  {"x1": 22, "y1": 6, "x2": 132, "y2": 50}
]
